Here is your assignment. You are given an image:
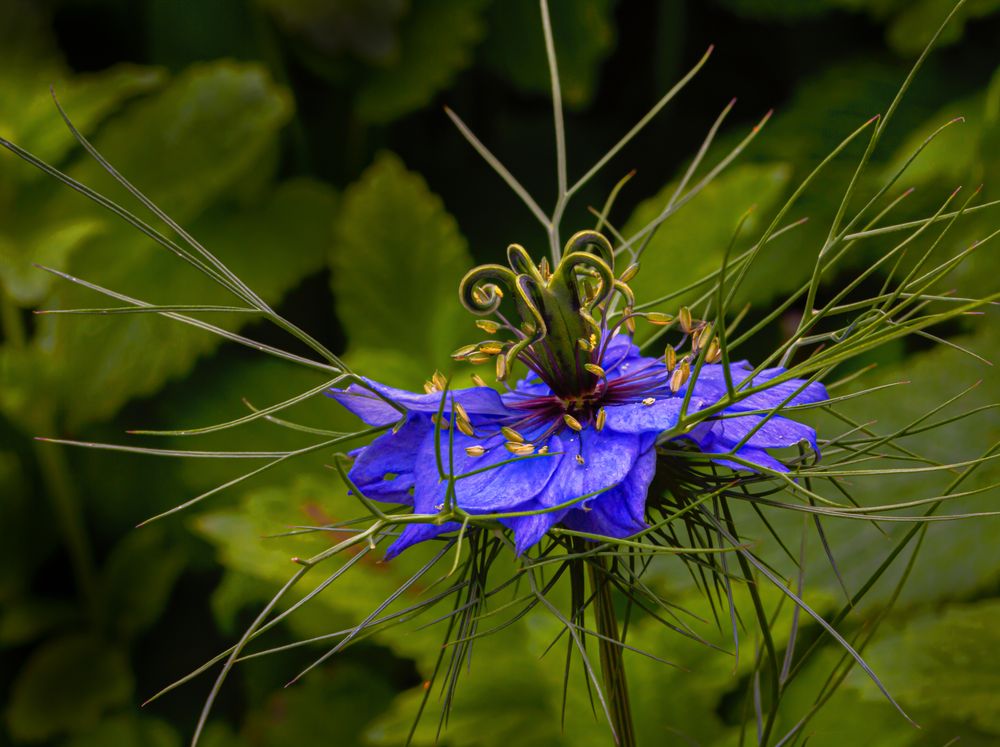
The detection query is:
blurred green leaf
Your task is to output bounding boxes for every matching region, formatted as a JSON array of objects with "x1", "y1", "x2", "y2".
[
  {"x1": 5, "y1": 634, "x2": 133, "y2": 742},
  {"x1": 481, "y1": 0, "x2": 617, "y2": 108},
  {"x1": 63, "y1": 715, "x2": 181, "y2": 747},
  {"x1": 101, "y1": 526, "x2": 186, "y2": 639},
  {"x1": 261, "y1": 0, "x2": 408, "y2": 65},
  {"x1": 622, "y1": 162, "x2": 792, "y2": 313},
  {"x1": 243, "y1": 662, "x2": 395, "y2": 746},
  {"x1": 37, "y1": 175, "x2": 334, "y2": 431},
  {"x1": 0, "y1": 596, "x2": 78, "y2": 647},
  {"x1": 355, "y1": 0, "x2": 488, "y2": 123},
  {"x1": 332, "y1": 151, "x2": 472, "y2": 381},
  {"x1": 857, "y1": 599, "x2": 1000, "y2": 734}
]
